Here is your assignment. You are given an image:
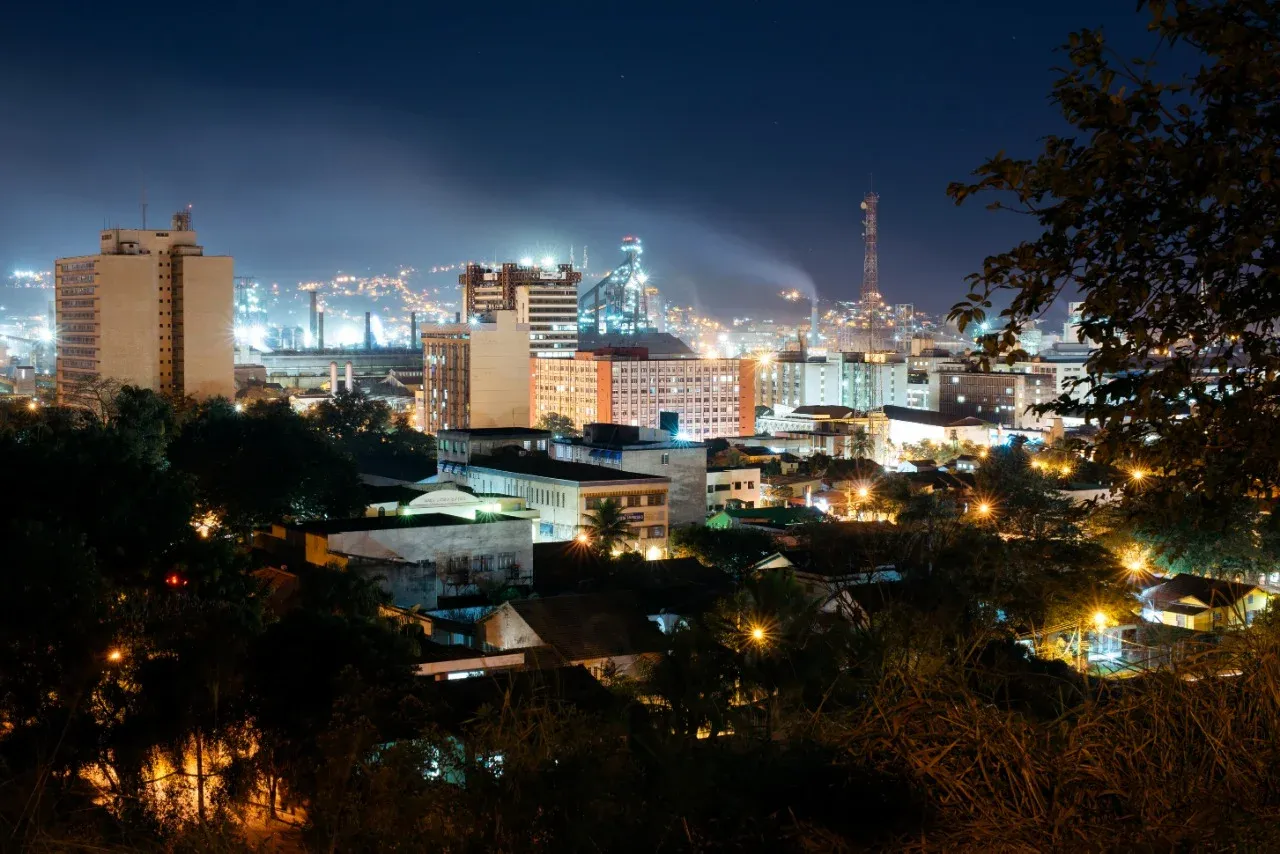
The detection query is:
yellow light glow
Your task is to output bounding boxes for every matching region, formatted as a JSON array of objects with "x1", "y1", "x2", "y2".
[
  {"x1": 977, "y1": 503, "x2": 991, "y2": 515},
  {"x1": 1031, "y1": 459, "x2": 1045, "y2": 470},
  {"x1": 1131, "y1": 469, "x2": 1146, "y2": 481},
  {"x1": 646, "y1": 546, "x2": 662, "y2": 561},
  {"x1": 1060, "y1": 465, "x2": 1073, "y2": 477},
  {"x1": 1092, "y1": 611, "x2": 1108, "y2": 630},
  {"x1": 107, "y1": 649, "x2": 123, "y2": 663},
  {"x1": 576, "y1": 532, "x2": 590, "y2": 544},
  {"x1": 751, "y1": 627, "x2": 765, "y2": 641},
  {"x1": 27, "y1": 401, "x2": 38, "y2": 411},
  {"x1": 856, "y1": 487, "x2": 869, "y2": 499}
]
